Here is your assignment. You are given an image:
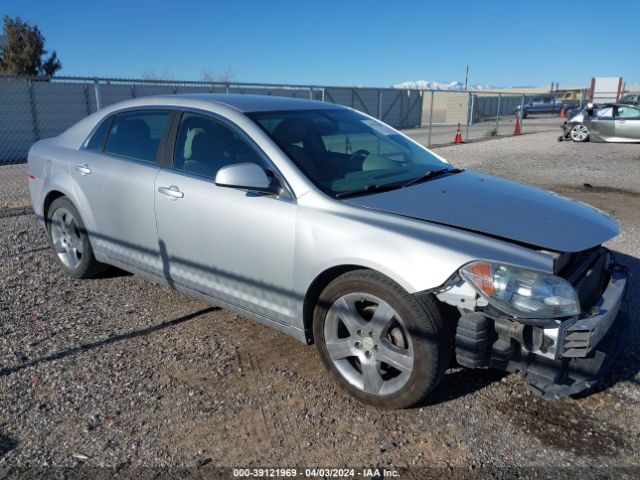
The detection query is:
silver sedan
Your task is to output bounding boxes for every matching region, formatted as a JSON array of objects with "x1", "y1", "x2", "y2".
[
  {"x1": 584, "y1": 104, "x2": 640, "y2": 142},
  {"x1": 28, "y1": 94, "x2": 628, "y2": 407}
]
